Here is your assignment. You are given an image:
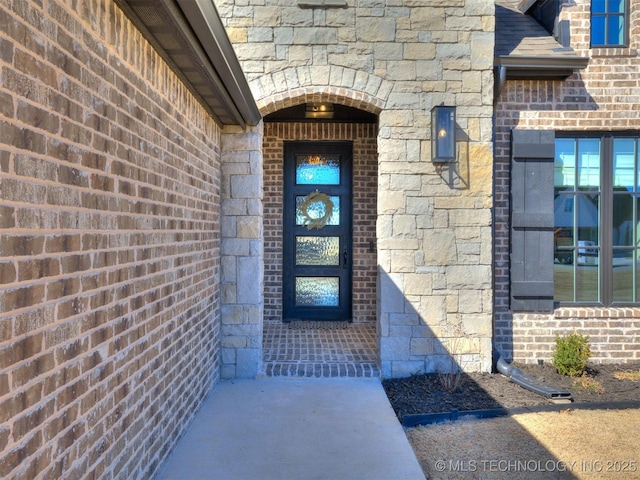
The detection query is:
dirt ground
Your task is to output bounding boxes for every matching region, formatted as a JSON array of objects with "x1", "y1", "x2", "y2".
[
  {"x1": 383, "y1": 363, "x2": 640, "y2": 479},
  {"x1": 407, "y1": 409, "x2": 640, "y2": 479}
]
